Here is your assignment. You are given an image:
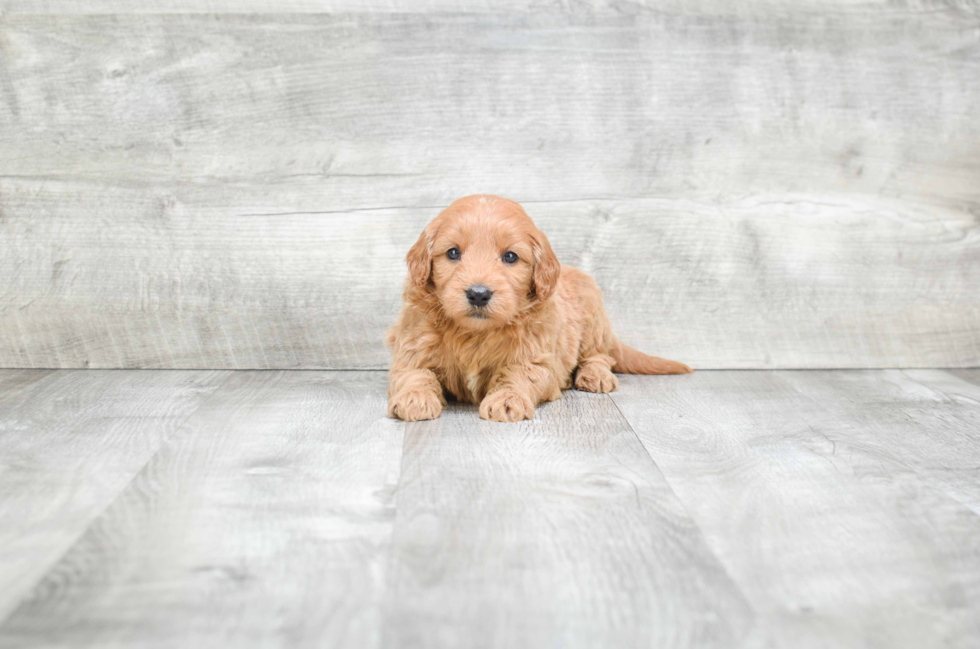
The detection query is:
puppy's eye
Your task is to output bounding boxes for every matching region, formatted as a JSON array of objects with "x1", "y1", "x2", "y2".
[
  {"x1": 446, "y1": 247, "x2": 461, "y2": 261},
  {"x1": 502, "y1": 251, "x2": 519, "y2": 264}
]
